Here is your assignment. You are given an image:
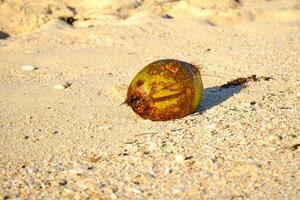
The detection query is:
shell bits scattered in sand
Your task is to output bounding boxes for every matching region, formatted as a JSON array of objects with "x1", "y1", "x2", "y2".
[
  {"x1": 54, "y1": 82, "x2": 72, "y2": 90},
  {"x1": 1, "y1": 0, "x2": 299, "y2": 199},
  {"x1": 125, "y1": 59, "x2": 203, "y2": 121}
]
